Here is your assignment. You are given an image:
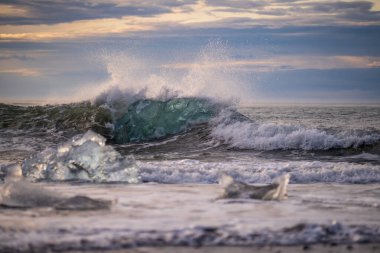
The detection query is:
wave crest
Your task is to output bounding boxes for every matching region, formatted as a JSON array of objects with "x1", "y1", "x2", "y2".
[{"x1": 211, "y1": 115, "x2": 380, "y2": 150}]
